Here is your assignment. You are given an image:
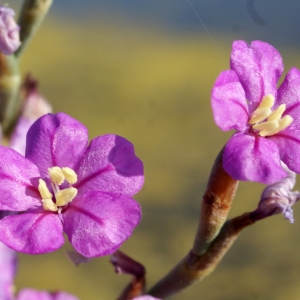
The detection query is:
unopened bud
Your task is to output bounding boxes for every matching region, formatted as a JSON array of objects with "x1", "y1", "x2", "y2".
[
  {"x1": 254, "y1": 163, "x2": 300, "y2": 223},
  {"x1": 0, "y1": 6, "x2": 21, "y2": 55}
]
